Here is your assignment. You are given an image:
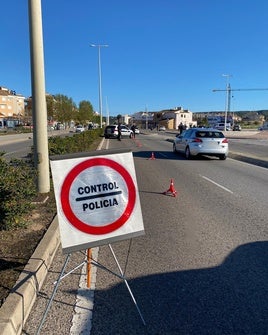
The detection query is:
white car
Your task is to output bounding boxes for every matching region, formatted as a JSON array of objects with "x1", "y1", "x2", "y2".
[
  {"x1": 104, "y1": 125, "x2": 133, "y2": 138},
  {"x1": 120, "y1": 125, "x2": 133, "y2": 137},
  {"x1": 173, "y1": 128, "x2": 228, "y2": 160},
  {"x1": 214, "y1": 123, "x2": 232, "y2": 131},
  {"x1": 75, "y1": 125, "x2": 85, "y2": 133}
]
